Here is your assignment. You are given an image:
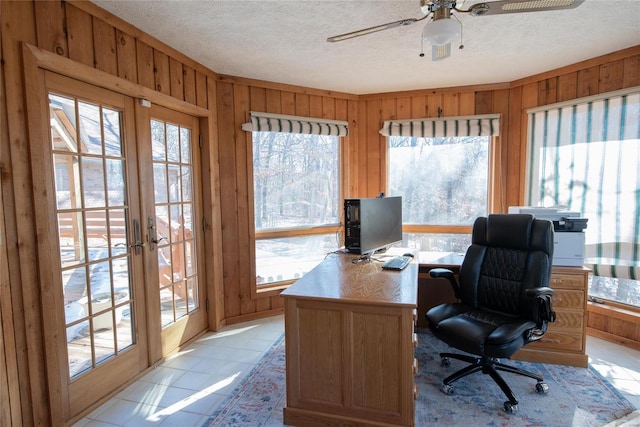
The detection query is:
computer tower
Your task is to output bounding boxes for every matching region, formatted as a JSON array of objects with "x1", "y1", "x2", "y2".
[
  {"x1": 344, "y1": 197, "x2": 402, "y2": 255},
  {"x1": 344, "y1": 198, "x2": 362, "y2": 253}
]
